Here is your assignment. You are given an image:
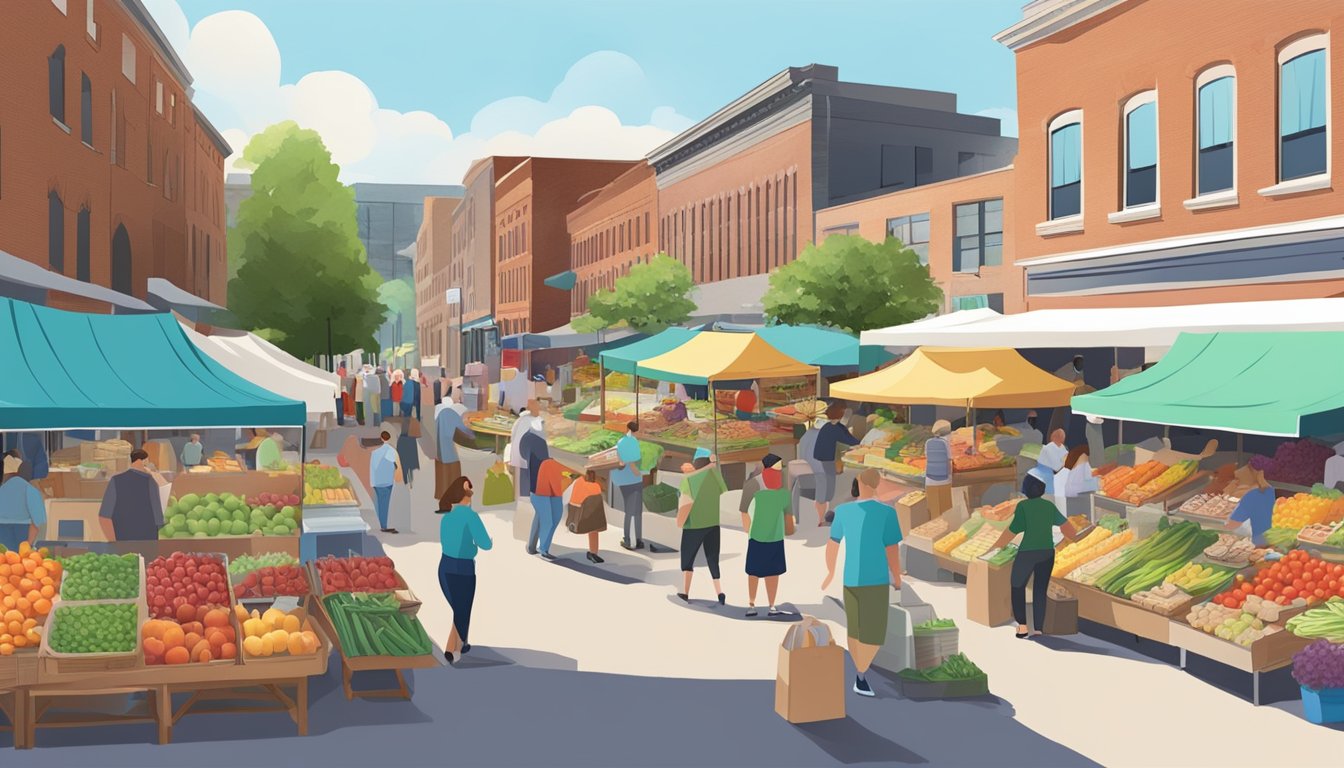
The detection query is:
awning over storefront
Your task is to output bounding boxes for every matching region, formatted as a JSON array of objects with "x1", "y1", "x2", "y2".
[
  {"x1": 635, "y1": 331, "x2": 818, "y2": 385},
  {"x1": 181, "y1": 322, "x2": 339, "y2": 417},
  {"x1": 0, "y1": 249, "x2": 154, "y2": 313},
  {"x1": 147, "y1": 278, "x2": 229, "y2": 324},
  {"x1": 0, "y1": 298, "x2": 305, "y2": 430},
  {"x1": 715, "y1": 323, "x2": 892, "y2": 374},
  {"x1": 461, "y1": 315, "x2": 495, "y2": 332},
  {"x1": 1072, "y1": 331, "x2": 1344, "y2": 437},
  {"x1": 543, "y1": 271, "x2": 578, "y2": 291},
  {"x1": 500, "y1": 322, "x2": 639, "y2": 351},
  {"x1": 860, "y1": 298, "x2": 1344, "y2": 350},
  {"x1": 830, "y1": 347, "x2": 1075, "y2": 408},
  {"x1": 599, "y1": 327, "x2": 701, "y2": 374}
]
